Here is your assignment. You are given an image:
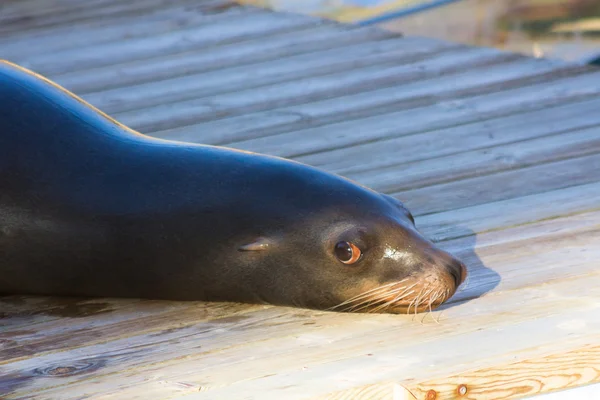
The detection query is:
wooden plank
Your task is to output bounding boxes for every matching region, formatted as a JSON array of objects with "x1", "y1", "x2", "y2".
[
  {"x1": 3, "y1": 213, "x2": 599, "y2": 399},
  {"x1": 171, "y1": 280, "x2": 600, "y2": 400},
  {"x1": 0, "y1": 301, "x2": 263, "y2": 364},
  {"x1": 408, "y1": 344, "x2": 600, "y2": 400},
  {"x1": 398, "y1": 152, "x2": 600, "y2": 217},
  {"x1": 0, "y1": 3, "x2": 248, "y2": 60},
  {"x1": 115, "y1": 47, "x2": 519, "y2": 132},
  {"x1": 14, "y1": 10, "x2": 322, "y2": 76},
  {"x1": 154, "y1": 67, "x2": 600, "y2": 147},
  {"x1": 52, "y1": 25, "x2": 398, "y2": 94},
  {"x1": 0, "y1": 0, "x2": 118, "y2": 22},
  {"x1": 0, "y1": 297, "x2": 145, "y2": 332},
  {"x1": 418, "y1": 179, "x2": 600, "y2": 242},
  {"x1": 221, "y1": 61, "x2": 589, "y2": 158},
  {"x1": 345, "y1": 125, "x2": 600, "y2": 195},
  {"x1": 159, "y1": 63, "x2": 599, "y2": 146},
  {"x1": 294, "y1": 96, "x2": 600, "y2": 174},
  {"x1": 24, "y1": 268, "x2": 599, "y2": 400},
  {"x1": 441, "y1": 212, "x2": 600, "y2": 305},
  {"x1": 0, "y1": 0, "x2": 235, "y2": 34},
  {"x1": 83, "y1": 37, "x2": 460, "y2": 114},
  {"x1": 317, "y1": 345, "x2": 600, "y2": 400}
]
